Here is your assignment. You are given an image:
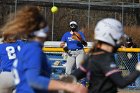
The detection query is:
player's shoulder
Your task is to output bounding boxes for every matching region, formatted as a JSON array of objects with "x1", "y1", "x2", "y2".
[
  {"x1": 0, "y1": 42, "x2": 17, "y2": 53},
  {"x1": 64, "y1": 32, "x2": 70, "y2": 35},
  {"x1": 16, "y1": 40, "x2": 25, "y2": 44},
  {"x1": 22, "y1": 41, "x2": 42, "y2": 50},
  {"x1": 0, "y1": 42, "x2": 16, "y2": 47}
]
